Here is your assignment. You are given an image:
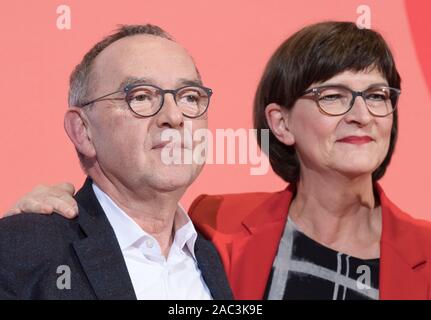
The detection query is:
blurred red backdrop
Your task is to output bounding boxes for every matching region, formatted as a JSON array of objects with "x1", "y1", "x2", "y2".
[{"x1": 0, "y1": 0, "x2": 430, "y2": 219}]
